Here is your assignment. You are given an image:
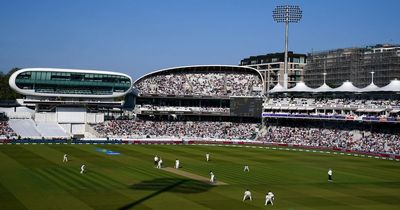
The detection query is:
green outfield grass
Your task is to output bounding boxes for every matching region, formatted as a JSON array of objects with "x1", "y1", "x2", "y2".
[{"x1": 0, "y1": 144, "x2": 399, "y2": 210}]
